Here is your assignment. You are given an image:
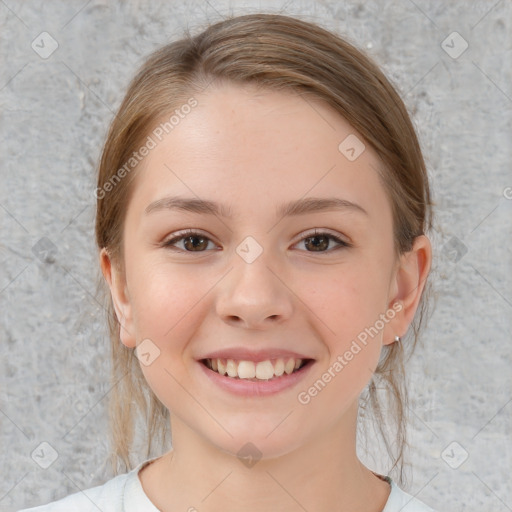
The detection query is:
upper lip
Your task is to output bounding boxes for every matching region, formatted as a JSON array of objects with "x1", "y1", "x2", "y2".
[{"x1": 198, "y1": 348, "x2": 314, "y2": 362}]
